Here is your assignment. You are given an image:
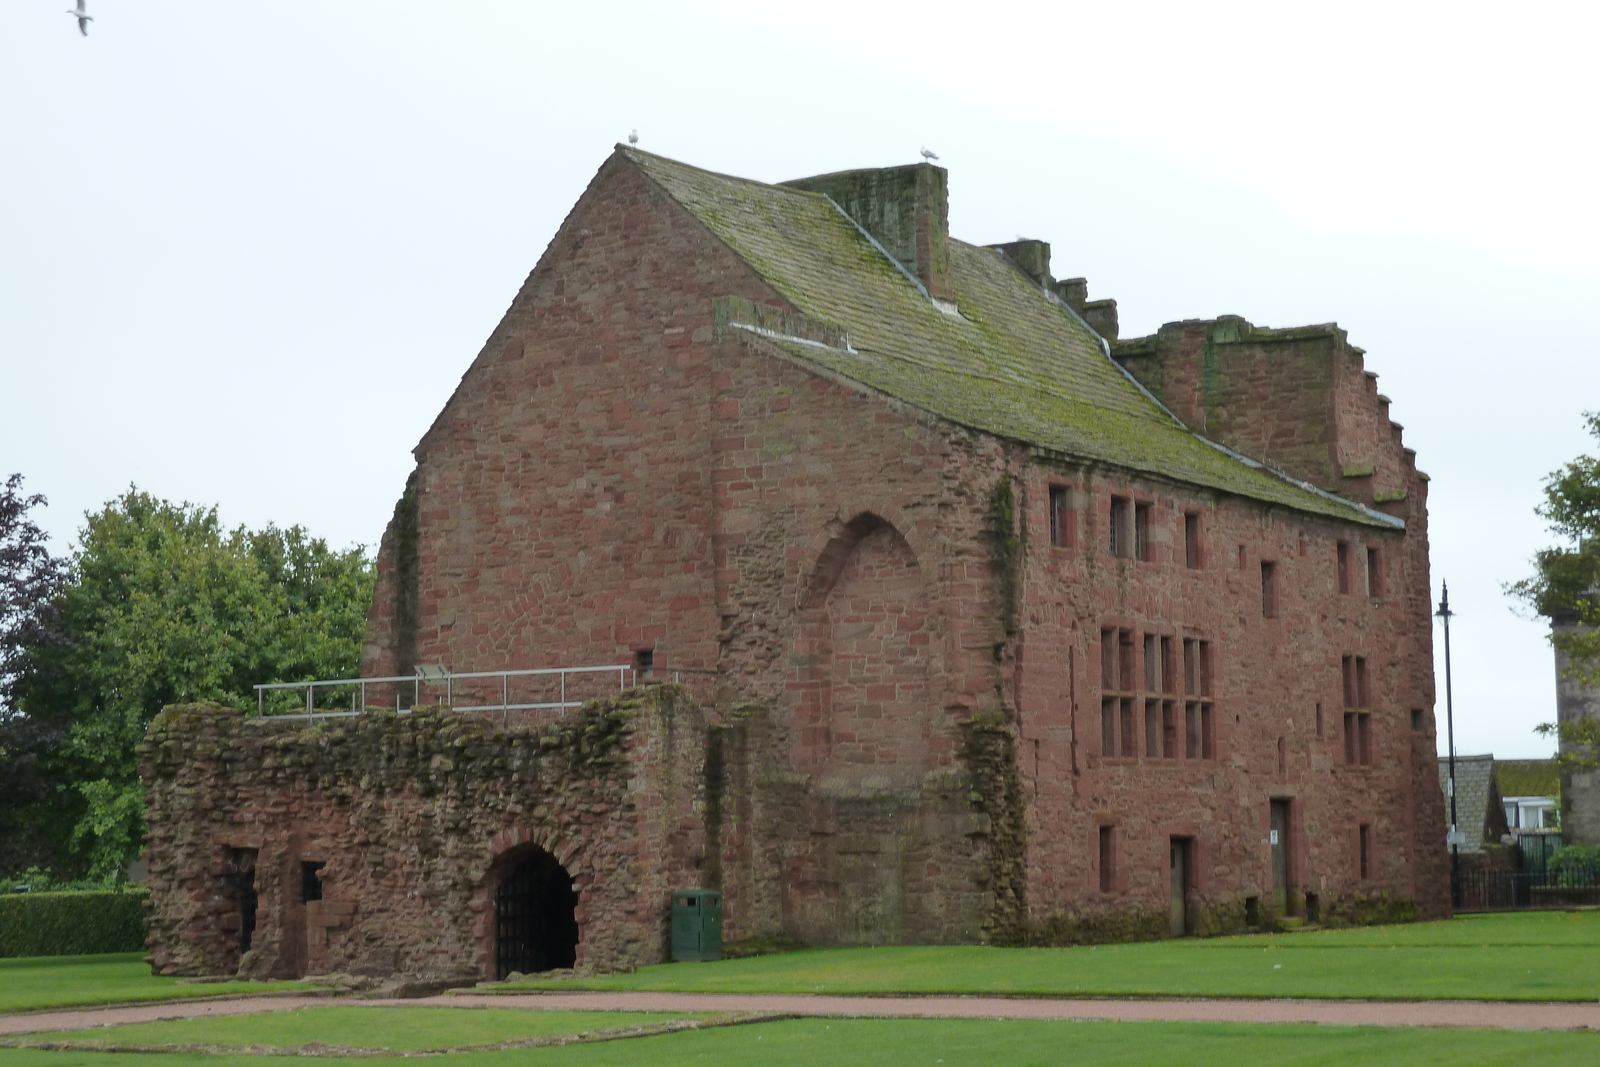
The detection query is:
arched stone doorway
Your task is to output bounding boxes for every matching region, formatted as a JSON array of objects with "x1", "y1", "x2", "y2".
[{"x1": 493, "y1": 846, "x2": 579, "y2": 977}]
